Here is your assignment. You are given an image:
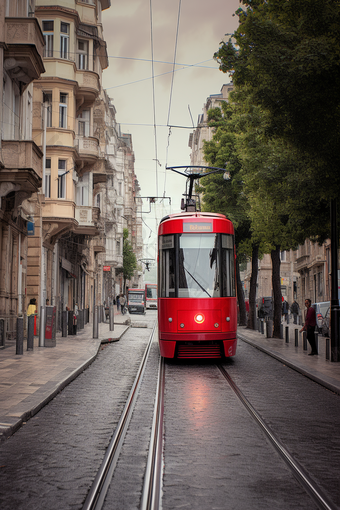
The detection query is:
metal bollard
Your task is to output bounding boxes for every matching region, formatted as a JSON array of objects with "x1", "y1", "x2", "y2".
[
  {"x1": 0, "y1": 318, "x2": 4, "y2": 349},
  {"x1": 267, "y1": 319, "x2": 273, "y2": 338},
  {"x1": 285, "y1": 326, "x2": 289, "y2": 343},
  {"x1": 39, "y1": 306, "x2": 45, "y2": 347},
  {"x1": 27, "y1": 315, "x2": 34, "y2": 350},
  {"x1": 16, "y1": 317, "x2": 24, "y2": 355},
  {"x1": 326, "y1": 338, "x2": 330, "y2": 360},
  {"x1": 280, "y1": 324, "x2": 283, "y2": 339},
  {"x1": 78, "y1": 309, "x2": 84, "y2": 330},
  {"x1": 314, "y1": 331, "x2": 318, "y2": 353},
  {"x1": 93, "y1": 306, "x2": 98, "y2": 339},
  {"x1": 62, "y1": 311, "x2": 68, "y2": 337},
  {"x1": 109, "y1": 305, "x2": 114, "y2": 331},
  {"x1": 68, "y1": 310, "x2": 73, "y2": 336},
  {"x1": 295, "y1": 329, "x2": 299, "y2": 347},
  {"x1": 303, "y1": 331, "x2": 307, "y2": 350},
  {"x1": 260, "y1": 320, "x2": 264, "y2": 334}
]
